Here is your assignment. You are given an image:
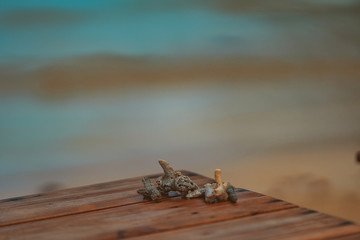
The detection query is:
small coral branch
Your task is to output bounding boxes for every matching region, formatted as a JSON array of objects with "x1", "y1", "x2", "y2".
[
  {"x1": 137, "y1": 177, "x2": 161, "y2": 201},
  {"x1": 214, "y1": 169, "x2": 229, "y2": 201},
  {"x1": 201, "y1": 169, "x2": 237, "y2": 203},
  {"x1": 156, "y1": 159, "x2": 177, "y2": 195},
  {"x1": 137, "y1": 160, "x2": 237, "y2": 204},
  {"x1": 158, "y1": 159, "x2": 176, "y2": 178},
  {"x1": 157, "y1": 159, "x2": 199, "y2": 197}
]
